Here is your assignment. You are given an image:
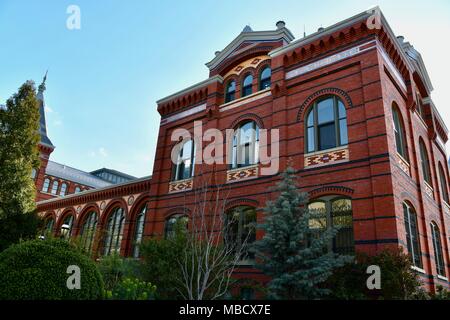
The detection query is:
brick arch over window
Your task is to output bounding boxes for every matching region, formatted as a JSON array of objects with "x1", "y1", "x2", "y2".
[
  {"x1": 128, "y1": 195, "x2": 150, "y2": 221},
  {"x1": 56, "y1": 207, "x2": 76, "y2": 230},
  {"x1": 297, "y1": 88, "x2": 353, "y2": 122},
  {"x1": 309, "y1": 186, "x2": 354, "y2": 199},
  {"x1": 100, "y1": 198, "x2": 128, "y2": 226},
  {"x1": 230, "y1": 113, "x2": 265, "y2": 130},
  {"x1": 73, "y1": 203, "x2": 100, "y2": 233},
  {"x1": 164, "y1": 206, "x2": 192, "y2": 219},
  {"x1": 225, "y1": 198, "x2": 259, "y2": 212}
]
